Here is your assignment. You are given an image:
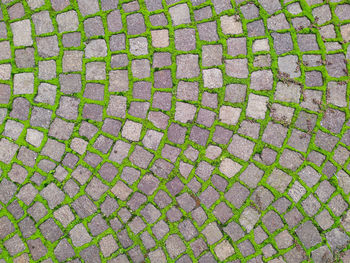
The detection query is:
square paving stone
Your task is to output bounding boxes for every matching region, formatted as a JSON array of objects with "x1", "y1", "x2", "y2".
[
  {"x1": 227, "y1": 37, "x2": 246, "y2": 57},
  {"x1": 11, "y1": 20, "x2": 33, "y2": 46},
  {"x1": 174, "y1": 28, "x2": 195, "y2": 51},
  {"x1": 176, "y1": 54, "x2": 200, "y2": 79},
  {"x1": 199, "y1": 186, "x2": 219, "y2": 208},
  {"x1": 27, "y1": 238, "x2": 47, "y2": 261},
  {"x1": 169, "y1": 3, "x2": 191, "y2": 26},
  {"x1": 85, "y1": 177, "x2": 108, "y2": 201},
  {"x1": 0, "y1": 216, "x2": 14, "y2": 239},
  {"x1": 77, "y1": 0, "x2": 99, "y2": 16},
  {"x1": 82, "y1": 103, "x2": 103, "y2": 122},
  {"x1": 10, "y1": 98, "x2": 29, "y2": 121},
  {"x1": 246, "y1": 93, "x2": 269, "y2": 120},
  {"x1": 202, "y1": 44, "x2": 222, "y2": 66},
  {"x1": 36, "y1": 36, "x2": 59, "y2": 58},
  {"x1": 40, "y1": 182, "x2": 65, "y2": 209},
  {"x1": 302, "y1": 194, "x2": 321, "y2": 216},
  {"x1": 84, "y1": 16, "x2": 104, "y2": 38},
  {"x1": 315, "y1": 130, "x2": 339, "y2": 152},
  {"x1": 296, "y1": 221, "x2": 322, "y2": 248},
  {"x1": 83, "y1": 83, "x2": 104, "y2": 101},
  {"x1": 8, "y1": 3, "x2": 25, "y2": 20},
  {"x1": 166, "y1": 234, "x2": 186, "y2": 259},
  {"x1": 305, "y1": 71, "x2": 323, "y2": 87},
  {"x1": 240, "y1": 3, "x2": 259, "y2": 19},
  {"x1": 109, "y1": 70, "x2": 129, "y2": 92},
  {"x1": 72, "y1": 195, "x2": 97, "y2": 218},
  {"x1": 267, "y1": 168, "x2": 292, "y2": 193},
  {"x1": 39, "y1": 218, "x2": 63, "y2": 243},
  {"x1": 327, "y1": 81, "x2": 347, "y2": 107},
  {"x1": 326, "y1": 53, "x2": 347, "y2": 78},
  {"x1": 8, "y1": 163, "x2": 28, "y2": 184},
  {"x1": 151, "y1": 29, "x2": 169, "y2": 48},
  {"x1": 41, "y1": 139, "x2": 65, "y2": 162},
  {"x1": 225, "y1": 59, "x2": 248, "y2": 78},
  {"x1": 228, "y1": 135, "x2": 255, "y2": 161},
  {"x1": 292, "y1": 16, "x2": 311, "y2": 30},
  {"x1": 14, "y1": 72, "x2": 34, "y2": 95},
  {"x1": 190, "y1": 125, "x2": 210, "y2": 146},
  {"x1": 16, "y1": 183, "x2": 37, "y2": 205},
  {"x1": 111, "y1": 54, "x2": 128, "y2": 68},
  {"x1": 70, "y1": 223, "x2": 92, "y2": 247},
  {"x1": 129, "y1": 36, "x2": 148, "y2": 55},
  {"x1": 100, "y1": 234, "x2": 119, "y2": 257},
  {"x1": 0, "y1": 41, "x2": 11, "y2": 62},
  {"x1": 54, "y1": 239, "x2": 75, "y2": 262},
  {"x1": 38, "y1": 60, "x2": 56, "y2": 80},
  {"x1": 247, "y1": 20, "x2": 265, "y2": 37},
  {"x1": 149, "y1": 13, "x2": 168, "y2": 27},
  {"x1": 326, "y1": 228, "x2": 350, "y2": 251},
  {"x1": 122, "y1": 1, "x2": 140, "y2": 13},
  {"x1": 4, "y1": 234, "x2": 26, "y2": 256},
  {"x1": 202, "y1": 222, "x2": 223, "y2": 245},
  {"x1": 194, "y1": 6, "x2": 212, "y2": 21},
  {"x1": 131, "y1": 59, "x2": 150, "y2": 79},
  {"x1": 62, "y1": 32, "x2": 81, "y2": 47},
  {"x1": 238, "y1": 240, "x2": 255, "y2": 257},
  {"x1": 223, "y1": 221, "x2": 245, "y2": 242},
  {"x1": 212, "y1": 0, "x2": 232, "y2": 13},
  {"x1": 270, "y1": 103, "x2": 295, "y2": 124},
  {"x1": 154, "y1": 69, "x2": 172, "y2": 89},
  {"x1": 196, "y1": 108, "x2": 216, "y2": 127},
  {"x1": 145, "y1": 0, "x2": 163, "y2": 11},
  {"x1": 87, "y1": 214, "x2": 108, "y2": 237},
  {"x1": 279, "y1": 55, "x2": 300, "y2": 78},
  {"x1": 48, "y1": 117, "x2": 74, "y2": 140},
  {"x1": 340, "y1": 23, "x2": 350, "y2": 42},
  {"x1": 251, "y1": 186, "x2": 274, "y2": 210},
  {"x1": 221, "y1": 15, "x2": 243, "y2": 35},
  {"x1": 271, "y1": 32, "x2": 294, "y2": 54},
  {"x1": 86, "y1": 62, "x2": 106, "y2": 80},
  {"x1": 14, "y1": 47, "x2": 34, "y2": 68},
  {"x1": 213, "y1": 202, "x2": 233, "y2": 223},
  {"x1": 62, "y1": 51, "x2": 83, "y2": 72},
  {"x1": 202, "y1": 91, "x2": 218, "y2": 108},
  {"x1": 0, "y1": 64, "x2": 11, "y2": 80},
  {"x1": 127, "y1": 13, "x2": 146, "y2": 35},
  {"x1": 268, "y1": 13, "x2": 289, "y2": 30},
  {"x1": 240, "y1": 164, "x2": 264, "y2": 188},
  {"x1": 250, "y1": 70, "x2": 273, "y2": 90},
  {"x1": 203, "y1": 68, "x2": 223, "y2": 89},
  {"x1": 18, "y1": 217, "x2": 36, "y2": 239},
  {"x1": 191, "y1": 238, "x2": 208, "y2": 258},
  {"x1": 35, "y1": 83, "x2": 57, "y2": 105},
  {"x1": 297, "y1": 34, "x2": 319, "y2": 52},
  {"x1": 262, "y1": 122, "x2": 288, "y2": 148},
  {"x1": 287, "y1": 129, "x2": 311, "y2": 152},
  {"x1": 0, "y1": 84, "x2": 10, "y2": 104},
  {"x1": 197, "y1": 21, "x2": 219, "y2": 41},
  {"x1": 85, "y1": 39, "x2": 107, "y2": 58},
  {"x1": 50, "y1": 0, "x2": 69, "y2": 10},
  {"x1": 54, "y1": 205, "x2": 75, "y2": 228},
  {"x1": 3, "y1": 120, "x2": 24, "y2": 140},
  {"x1": 110, "y1": 34, "x2": 125, "y2": 51},
  {"x1": 32, "y1": 10, "x2": 54, "y2": 35}
]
